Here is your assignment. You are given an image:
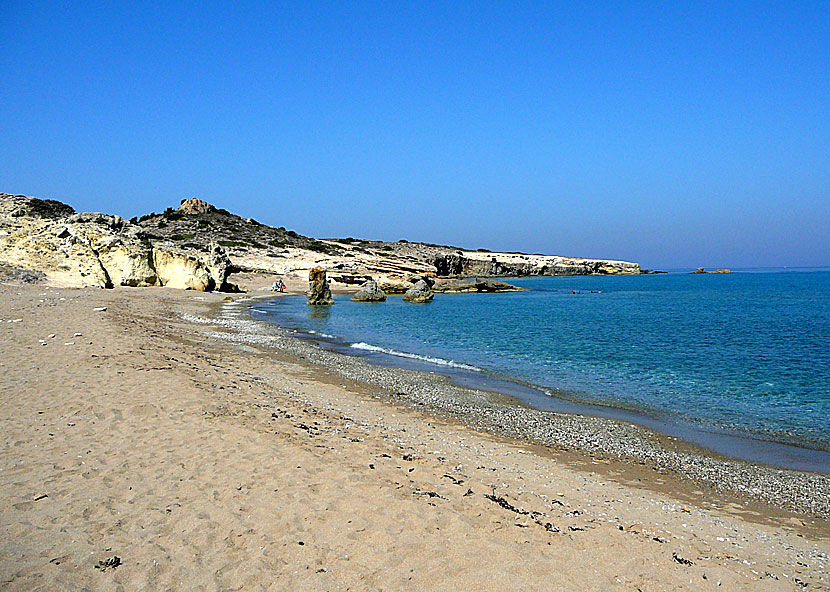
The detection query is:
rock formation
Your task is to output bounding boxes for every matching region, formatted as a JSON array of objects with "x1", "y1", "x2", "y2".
[
  {"x1": 0, "y1": 193, "x2": 235, "y2": 291},
  {"x1": 433, "y1": 278, "x2": 523, "y2": 293},
  {"x1": 433, "y1": 251, "x2": 641, "y2": 277},
  {"x1": 351, "y1": 279, "x2": 387, "y2": 302},
  {"x1": 0, "y1": 193, "x2": 75, "y2": 219},
  {"x1": 206, "y1": 242, "x2": 236, "y2": 291},
  {"x1": 692, "y1": 268, "x2": 732, "y2": 274},
  {"x1": 178, "y1": 197, "x2": 216, "y2": 215},
  {"x1": 379, "y1": 278, "x2": 414, "y2": 294},
  {"x1": 433, "y1": 251, "x2": 465, "y2": 276},
  {"x1": 403, "y1": 278, "x2": 434, "y2": 303},
  {"x1": 307, "y1": 267, "x2": 334, "y2": 305}
]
